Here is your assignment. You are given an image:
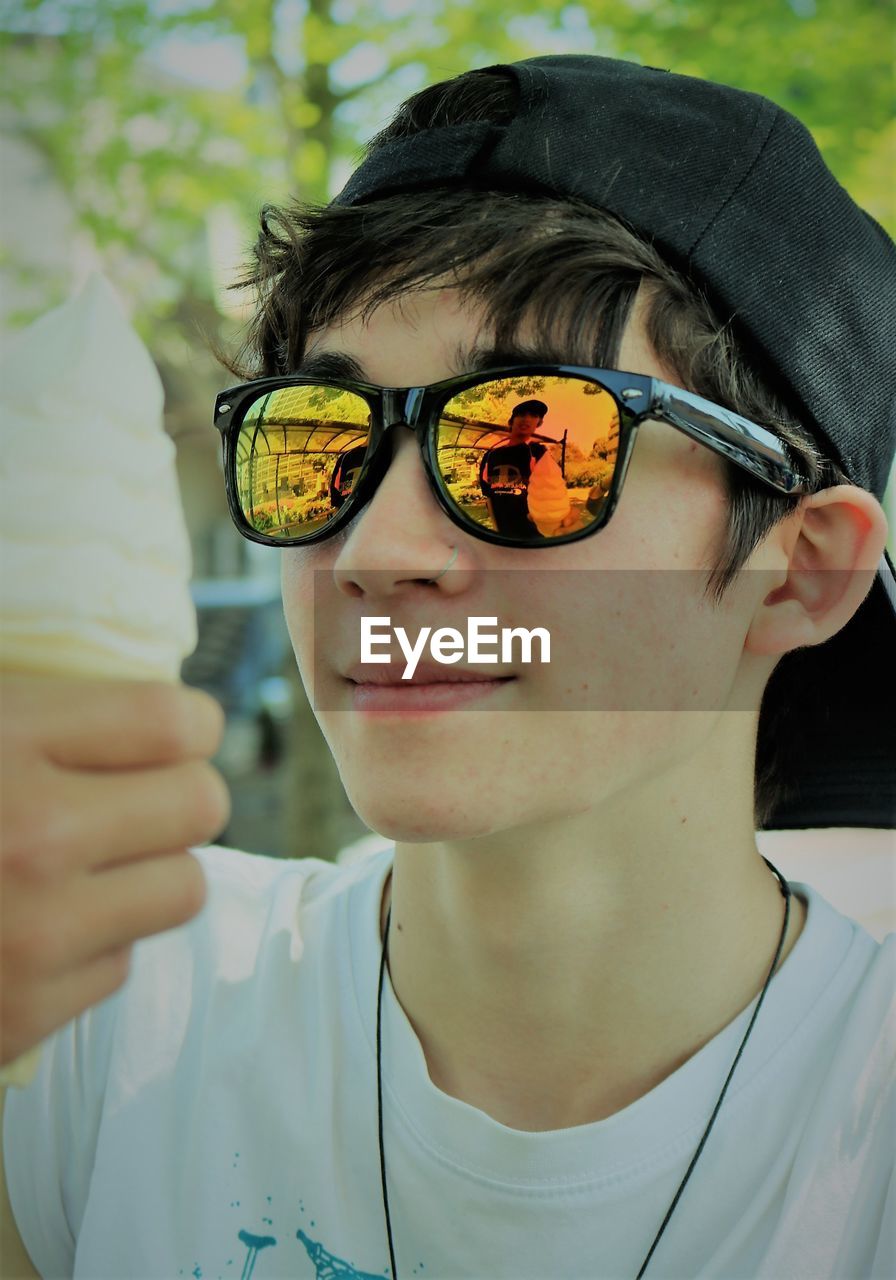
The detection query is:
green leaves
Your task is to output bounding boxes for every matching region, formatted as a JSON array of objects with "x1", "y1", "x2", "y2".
[{"x1": 2, "y1": 0, "x2": 890, "y2": 348}]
